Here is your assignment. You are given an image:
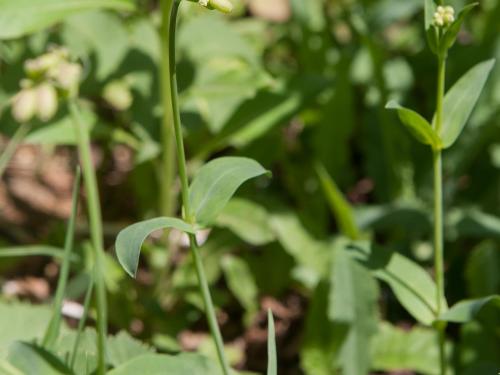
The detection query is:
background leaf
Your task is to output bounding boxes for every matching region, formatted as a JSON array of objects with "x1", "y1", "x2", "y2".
[{"x1": 0, "y1": 0, "x2": 134, "y2": 39}]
